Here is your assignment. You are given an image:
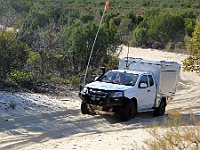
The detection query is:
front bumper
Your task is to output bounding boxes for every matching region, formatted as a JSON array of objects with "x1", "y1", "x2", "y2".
[{"x1": 79, "y1": 91, "x2": 124, "y2": 108}]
